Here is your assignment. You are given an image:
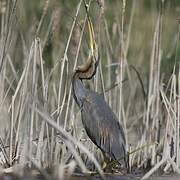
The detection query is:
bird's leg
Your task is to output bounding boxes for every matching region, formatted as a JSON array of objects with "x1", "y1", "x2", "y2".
[
  {"x1": 102, "y1": 154, "x2": 115, "y2": 173},
  {"x1": 102, "y1": 154, "x2": 128, "y2": 174}
]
